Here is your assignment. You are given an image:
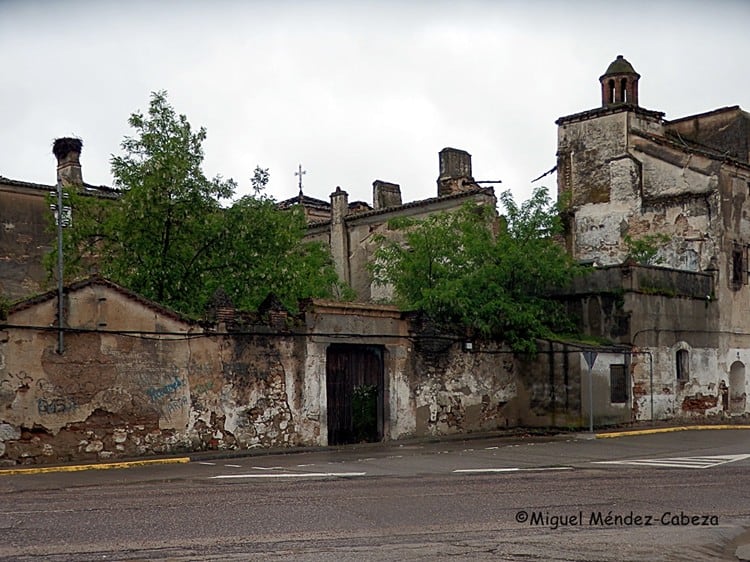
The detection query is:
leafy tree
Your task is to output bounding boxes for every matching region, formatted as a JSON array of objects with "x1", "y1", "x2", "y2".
[
  {"x1": 55, "y1": 91, "x2": 343, "y2": 315},
  {"x1": 372, "y1": 187, "x2": 580, "y2": 353},
  {"x1": 623, "y1": 233, "x2": 670, "y2": 265}
]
